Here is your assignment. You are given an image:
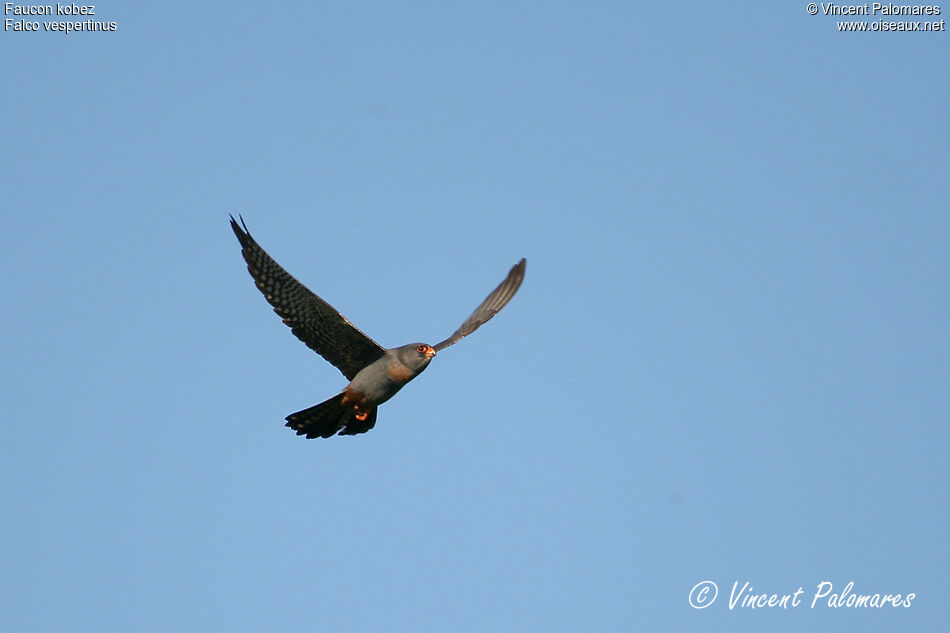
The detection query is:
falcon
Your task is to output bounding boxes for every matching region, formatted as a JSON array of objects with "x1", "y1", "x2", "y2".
[{"x1": 230, "y1": 216, "x2": 526, "y2": 438}]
